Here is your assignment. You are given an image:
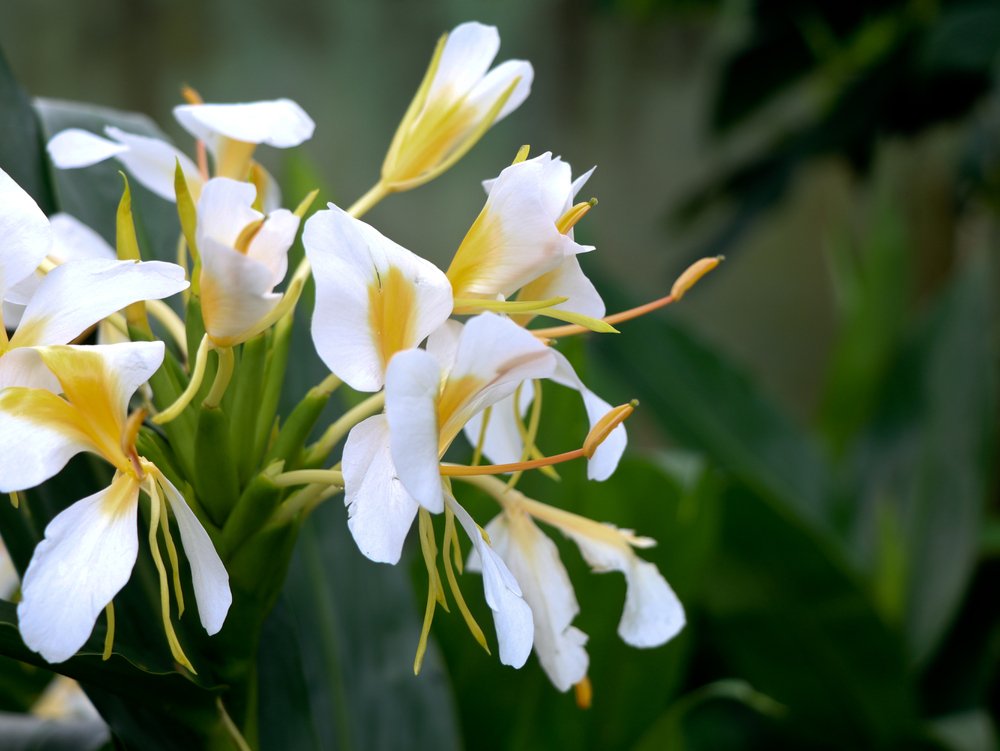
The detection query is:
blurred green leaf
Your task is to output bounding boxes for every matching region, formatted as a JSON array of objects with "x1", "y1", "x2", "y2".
[
  {"x1": 921, "y1": 3, "x2": 1000, "y2": 73},
  {"x1": 274, "y1": 501, "x2": 461, "y2": 751},
  {"x1": 0, "y1": 47, "x2": 54, "y2": 212}
]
